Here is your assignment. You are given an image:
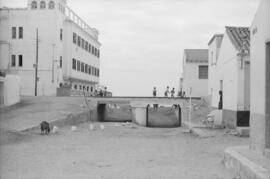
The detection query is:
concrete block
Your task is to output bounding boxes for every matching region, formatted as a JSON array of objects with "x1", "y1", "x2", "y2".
[
  {"x1": 223, "y1": 146, "x2": 270, "y2": 179},
  {"x1": 236, "y1": 127, "x2": 250, "y2": 137}
]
